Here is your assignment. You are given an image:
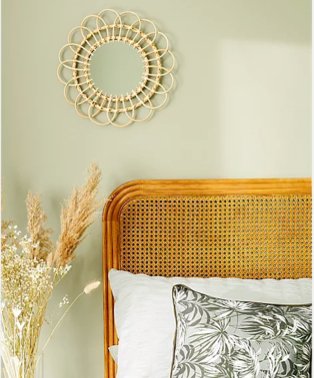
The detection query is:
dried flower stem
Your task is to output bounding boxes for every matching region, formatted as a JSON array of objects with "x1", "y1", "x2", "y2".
[
  {"x1": 49, "y1": 164, "x2": 101, "y2": 267},
  {"x1": 26, "y1": 193, "x2": 53, "y2": 261},
  {"x1": 39, "y1": 281, "x2": 100, "y2": 360},
  {"x1": 1, "y1": 164, "x2": 102, "y2": 378}
]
